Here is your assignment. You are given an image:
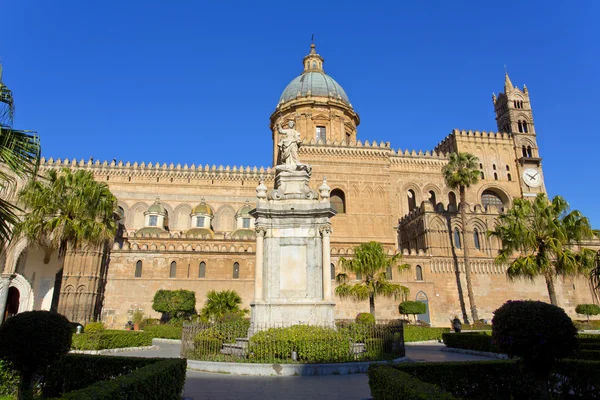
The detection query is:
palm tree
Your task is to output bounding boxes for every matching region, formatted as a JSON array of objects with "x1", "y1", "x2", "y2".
[
  {"x1": 0, "y1": 70, "x2": 41, "y2": 247},
  {"x1": 15, "y1": 168, "x2": 117, "y2": 310},
  {"x1": 442, "y1": 152, "x2": 480, "y2": 323},
  {"x1": 489, "y1": 194, "x2": 597, "y2": 306},
  {"x1": 199, "y1": 290, "x2": 247, "y2": 322},
  {"x1": 335, "y1": 241, "x2": 410, "y2": 318}
]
